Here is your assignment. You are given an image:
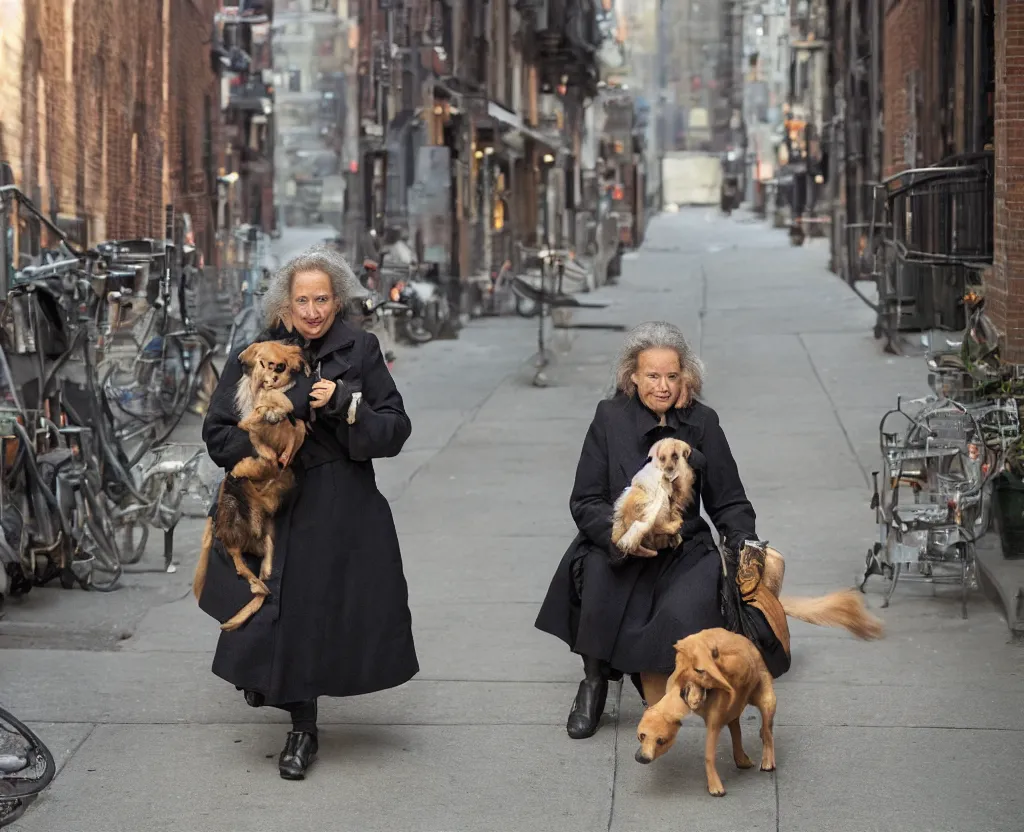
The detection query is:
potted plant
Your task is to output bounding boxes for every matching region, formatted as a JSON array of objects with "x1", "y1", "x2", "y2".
[{"x1": 992, "y1": 428, "x2": 1024, "y2": 560}]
